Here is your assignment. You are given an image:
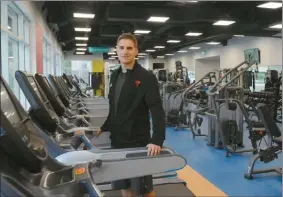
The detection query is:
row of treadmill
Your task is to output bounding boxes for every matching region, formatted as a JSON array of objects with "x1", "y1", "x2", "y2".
[
  {"x1": 0, "y1": 71, "x2": 195, "y2": 196},
  {"x1": 162, "y1": 59, "x2": 282, "y2": 180}
]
